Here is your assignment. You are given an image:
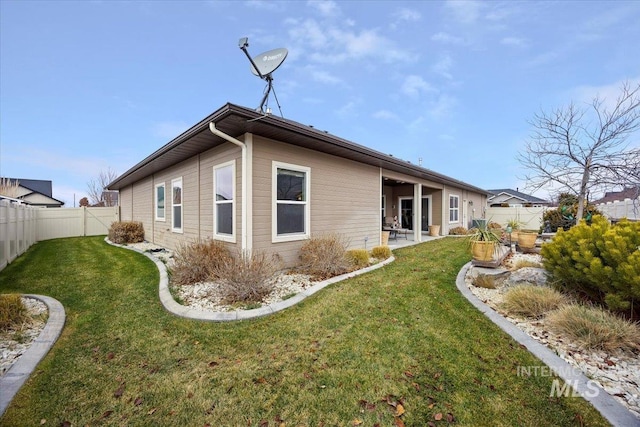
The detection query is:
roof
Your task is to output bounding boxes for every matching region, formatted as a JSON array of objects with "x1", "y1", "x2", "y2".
[
  {"x1": 4, "y1": 178, "x2": 53, "y2": 197},
  {"x1": 594, "y1": 187, "x2": 640, "y2": 204},
  {"x1": 487, "y1": 188, "x2": 549, "y2": 204},
  {"x1": 109, "y1": 103, "x2": 490, "y2": 195}
]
